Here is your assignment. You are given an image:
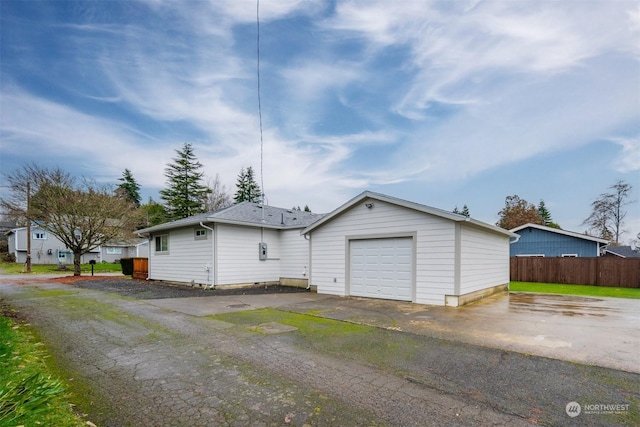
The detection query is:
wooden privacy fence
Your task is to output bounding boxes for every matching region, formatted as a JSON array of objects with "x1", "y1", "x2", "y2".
[
  {"x1": 510, "y1": 257, "x2": 640, "y2": 288},
  {"x1": 132, "y1": 257, "x2": 149, "y2": 280}
]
